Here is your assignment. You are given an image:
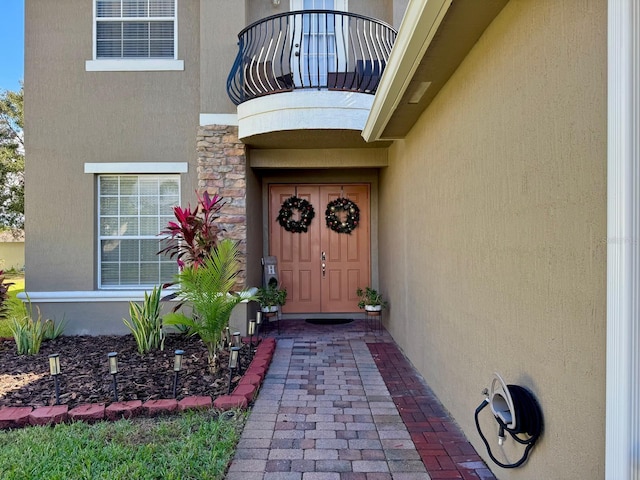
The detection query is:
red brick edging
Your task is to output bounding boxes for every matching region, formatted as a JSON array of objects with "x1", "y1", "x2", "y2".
[
  {"x1": 368, "y1": 342, "x2": 497, "y2": 480},
  {"x1": 0, "y1": 338, "x2": 276, "y2": 430}
]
